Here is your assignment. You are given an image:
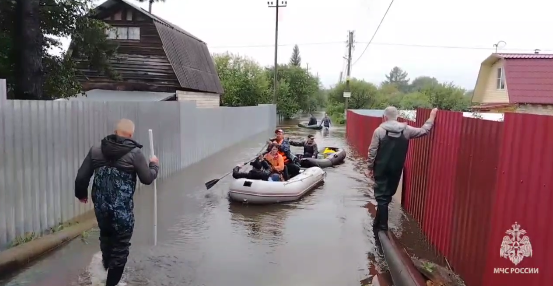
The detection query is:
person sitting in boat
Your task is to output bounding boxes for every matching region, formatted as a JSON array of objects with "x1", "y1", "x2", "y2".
[
  {"x1": 308, "y1": 114, "x2": 317, "y2": 125},
  {"x1": 267, "y1": 129, "x2": 301, "y2": 178},
  {"x1": 264, "y1": 143, "x2": 288, "y2": 181},
  {"x1": 232, "y1": 157, "x2": 271, "y2": 180},
  {"x1": 290, "y1": 135, "x2": 319, "y2": 159},
  {"x1": 320, "y1": 114, "x2": 331, "y2": 129}
]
